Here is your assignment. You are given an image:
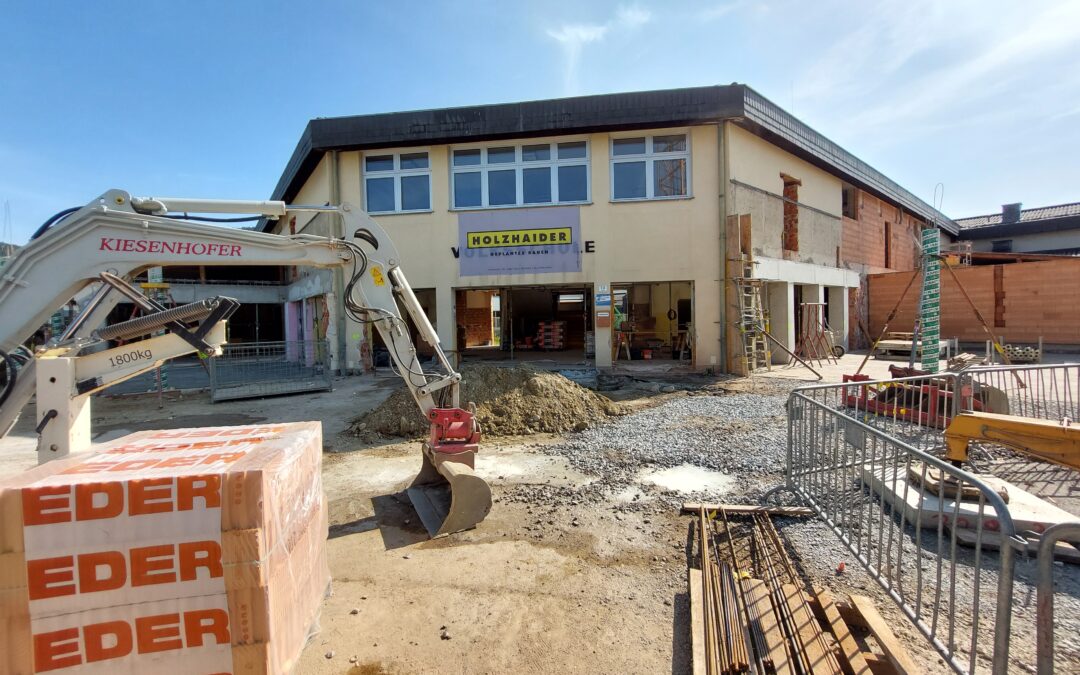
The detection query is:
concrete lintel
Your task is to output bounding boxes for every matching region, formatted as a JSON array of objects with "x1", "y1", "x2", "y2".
[
  {"x1": 753, "y1": 256, "x2": 860, "y2": 288},
  {"x1": 286, "y1": 270, "x2": 333, "y2": 302}
]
